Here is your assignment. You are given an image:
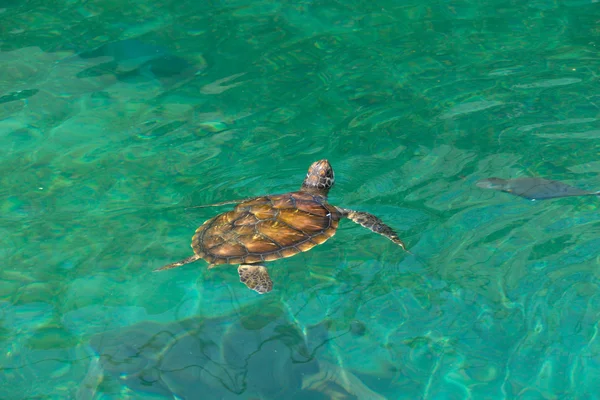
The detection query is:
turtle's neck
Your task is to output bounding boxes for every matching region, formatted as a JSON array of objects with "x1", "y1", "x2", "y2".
[{"x1": 299, "y1": 186, "x2": 330, "y2": 199}]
